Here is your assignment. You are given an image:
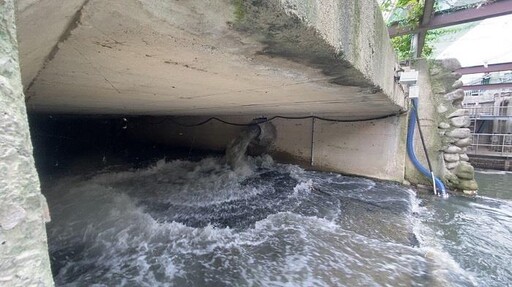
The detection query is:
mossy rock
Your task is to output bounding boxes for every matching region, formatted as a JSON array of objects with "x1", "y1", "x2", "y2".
[
  {"x1": 443, "y1": 171, "x2": 460, "y2": 187},
  {"x1": 458, "y1": 179, "x2": 478, "y2": 191},
  {"x1": 455, "y1": 161, "x2": 475, "y2": 180}
]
